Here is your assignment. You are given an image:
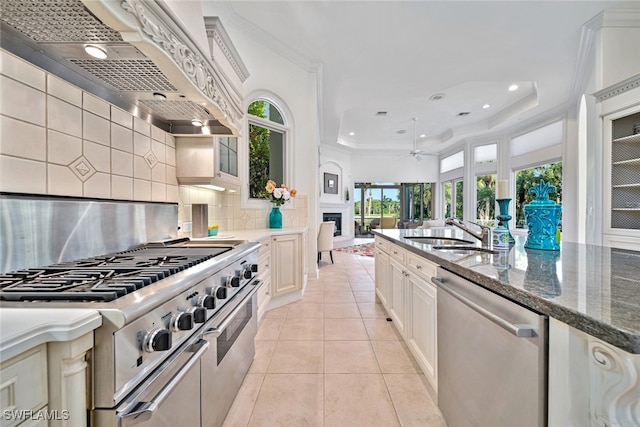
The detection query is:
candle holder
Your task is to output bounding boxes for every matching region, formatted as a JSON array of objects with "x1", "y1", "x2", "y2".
[{"x1": 496, "y1": 198, "x2": 515, "y2": 245}]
